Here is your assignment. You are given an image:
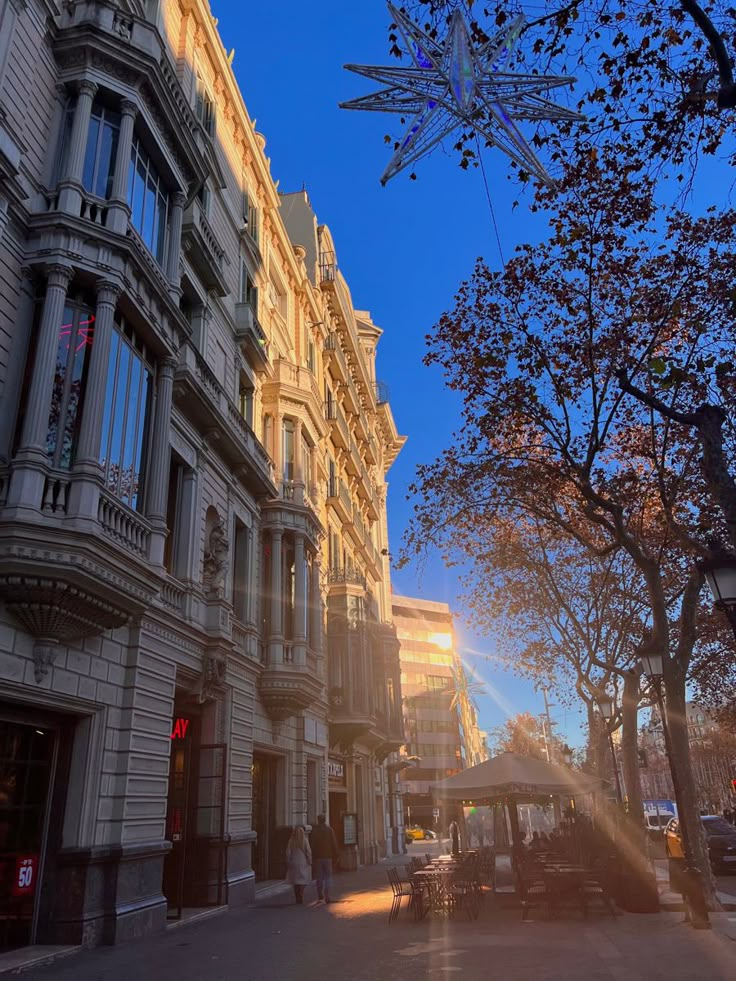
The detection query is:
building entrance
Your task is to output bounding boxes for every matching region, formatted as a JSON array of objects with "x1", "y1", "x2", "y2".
[
  {"x1": 163, "y1": 709, "x2": 226, "y2": 919},
  {"x1": 0, "y1": 719, "x2": 56, "y2": 952},
  {"x1": 251, "y1": 754, "x2": 278, "y2": 881}
]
